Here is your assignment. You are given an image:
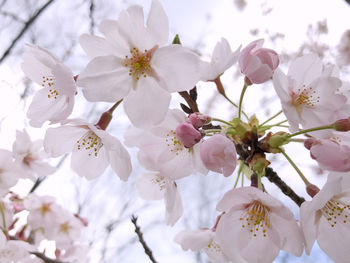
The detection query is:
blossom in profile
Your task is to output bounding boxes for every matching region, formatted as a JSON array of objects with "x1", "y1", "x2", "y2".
[
  {"x1": 238, "y1": 39, "x2": 279, "y2": 84},
  {"x1": 300, "y1": 173, "x2": 350, "y2": 263},
  {"x1": 216, "y1": 187, "x2": 304, "y2": 263},
  {"x1": 12, "y1": 130, "x2": 55, "y2": 180},
  {"x1": 200, "y1": 38, "x2": 240, "y2": 81},
  {"x1": 273, "y1": 53, "x2": 344, "y2": 132},
  {"x1": 136, "y1": 172, "x2": 183, "y2": 226},
  {"x1": 305, "y1": 138, "x2": 350, "y2": 172},
  {"x1": 175, "y1": 229, "x2": 238, "y2": 263},
  {"x1": 77, "y1": 0, "x2": 202, "y2": 127},
  {"x1": 200, "y1": 134, "x2": 237, "y2": 177},
  {"x1": 44, "y1": 119, "x2": 131, "y2": 180},
  {"x1": 22, "y1": 44, "x2": 76, "y2": 127}
]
